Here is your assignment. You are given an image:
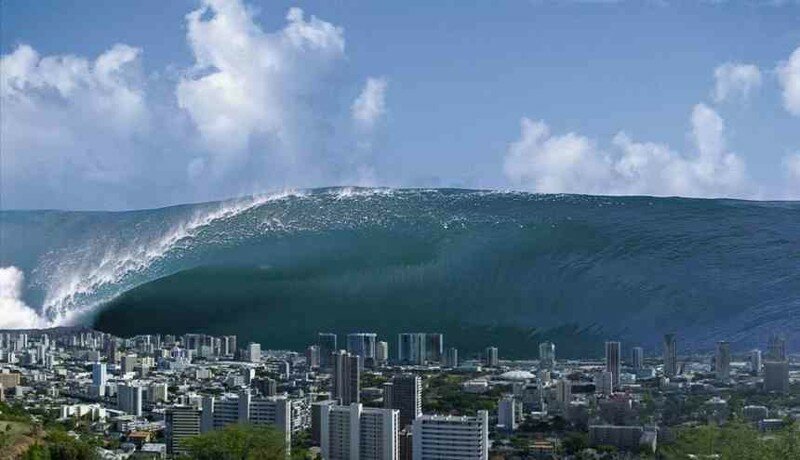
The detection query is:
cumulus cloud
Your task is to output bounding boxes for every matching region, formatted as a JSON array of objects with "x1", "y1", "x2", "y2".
[
  {"x1": 712, "y1": 62, "x2": 762, "y2": 103},
  {"x1": 352, "y1": 77, "x2": 388, "y2": 129},
  {"x1": 784, "y1": 153, "x2": 800, "y2": 196},
  {"x1": 176, "y1": 0, "x2": 346, "y2": 171},
  {"x1": 0, "y1": 267, "x2": 46, "y2": 329},
  {"x1": 1, "y1": 0, "x2": 371, "y2": 209},
  {"x1": 0, "y1": 43, "x2": 149, "y2": 208},
  {"x1": 504, "y1": 104, "x2": 748, "y2": 198},
  {"x1": 777, "y1": 46, "x2": 800, "y2": 115}
]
